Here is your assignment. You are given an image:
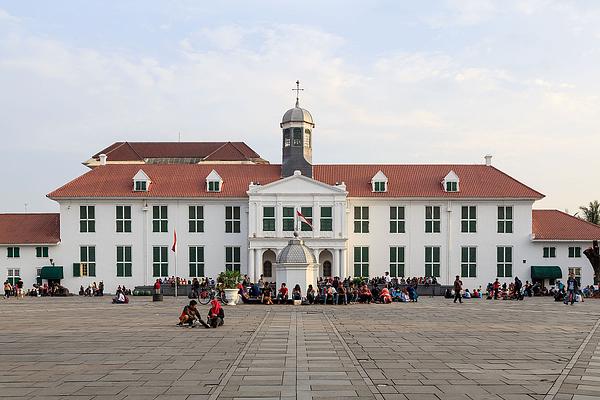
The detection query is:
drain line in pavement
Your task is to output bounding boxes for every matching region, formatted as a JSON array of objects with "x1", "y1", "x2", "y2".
[
  {"x1": 544, "y1": 315, "x2": 600, "y2": 400},
  {"x1": 208, "y1": 310, "x2": 271, "y2": 400},
  {"x1": 323, "y1": 312, "x2": 385, "y2": 400}
]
